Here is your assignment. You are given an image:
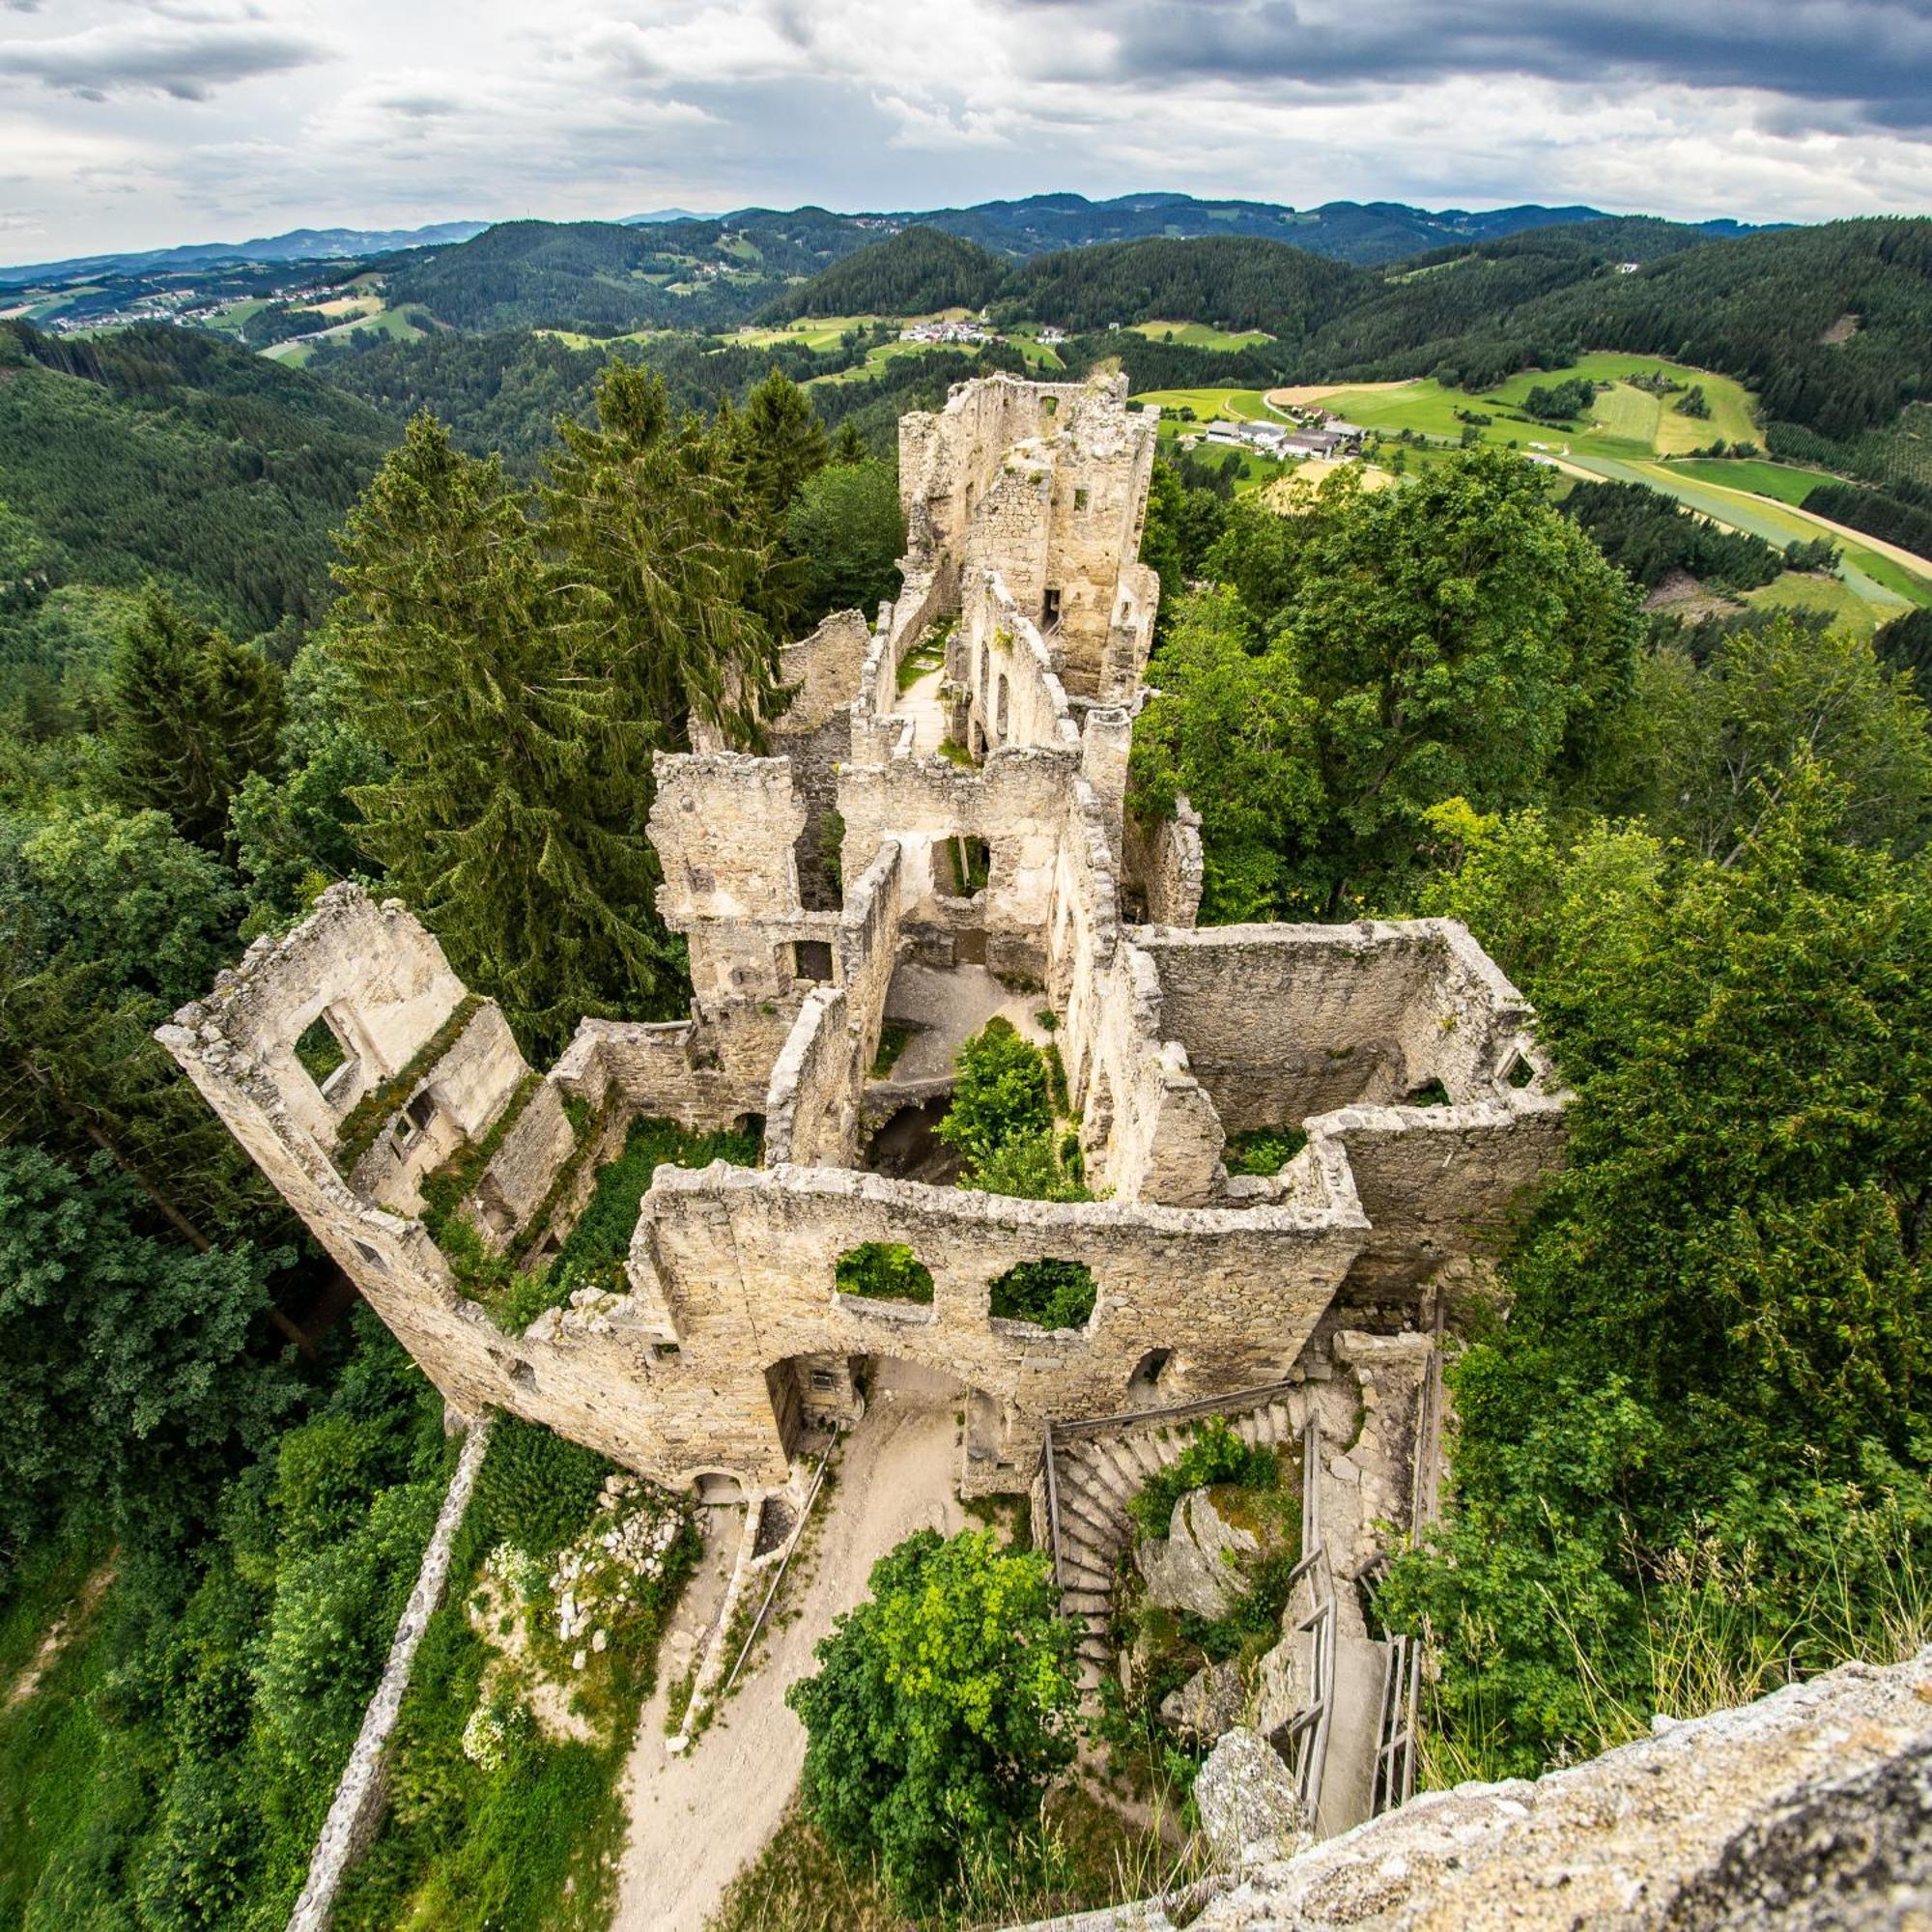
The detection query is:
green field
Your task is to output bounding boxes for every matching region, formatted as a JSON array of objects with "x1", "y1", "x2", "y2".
[
  {"x1": 262, "y1": 298, "x2": 427, "y2": 366},
  {"x1": 729, "y1": 313, "x2": 884, "y2": 352},
  {"x1": 1311, "y1": 355, "x2": 1760, "y2": 464},
  {"x1": 1132, "y1": 386, "x2": 1281, "y2": 430},
  {"x1": 1668, "y1": 457, "x2": 1840, "y2": 506},
  {"x1": 1128, "y1": 320, "x2": 1274, "y2": 352},
  {"x1": 1566, "y1": 452, "x2": 1932, "y2": 610},
  {"x1": 1741, "y1": 569, "x2": 1884, "y2": 638}
]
